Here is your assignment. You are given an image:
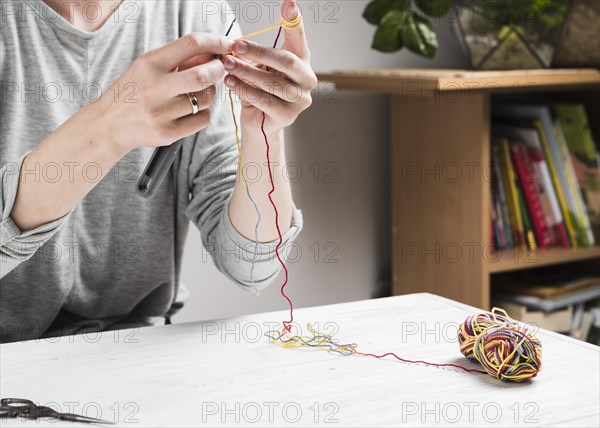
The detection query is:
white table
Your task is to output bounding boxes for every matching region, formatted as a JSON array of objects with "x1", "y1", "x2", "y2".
[{"x1": 1, "y1": 293, "x2": 599, "y2": 427}]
